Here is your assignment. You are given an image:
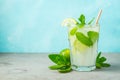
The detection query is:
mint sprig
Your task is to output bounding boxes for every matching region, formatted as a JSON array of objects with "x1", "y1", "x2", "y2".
[
  {"x1": 78, "y1": 14, "x2": 86, "y2": 25},
  {"x1": 48, "y1": 49, "x2": 72, "y2": 73},
  {"x1": 96, "y1": 52, "x2": 111, "y2": 69},
  {"x1": 49, "y1": 54, "x2": 68, "y2": 65},
  {"x1": 70, "y1": 14, "x2": 95, "y2": 36},
  {"x1": 78, "y1": 14, "x2": 94, "y2": 26}
]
